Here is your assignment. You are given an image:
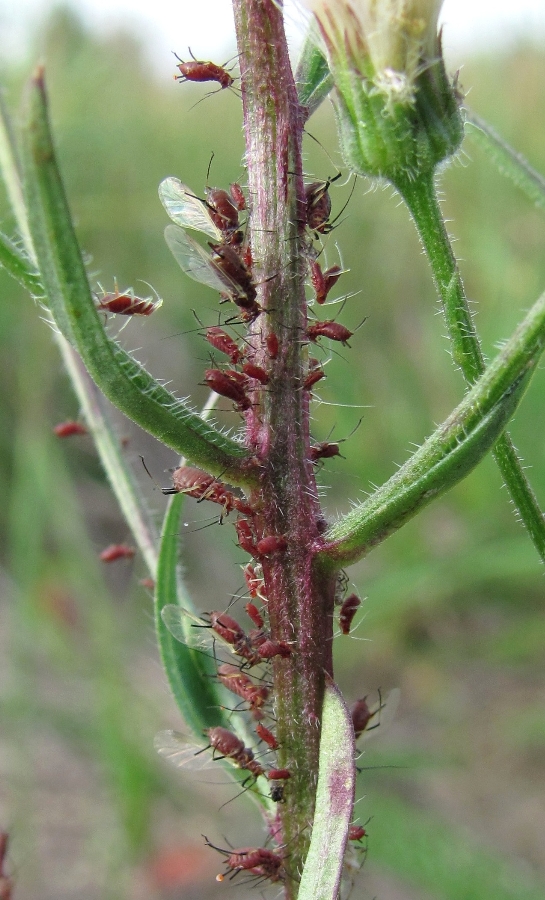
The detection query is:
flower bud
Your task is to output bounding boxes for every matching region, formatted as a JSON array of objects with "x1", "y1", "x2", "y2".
[{"x1": 303, "y1": 0, "x2": 463, "y2": 185}]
